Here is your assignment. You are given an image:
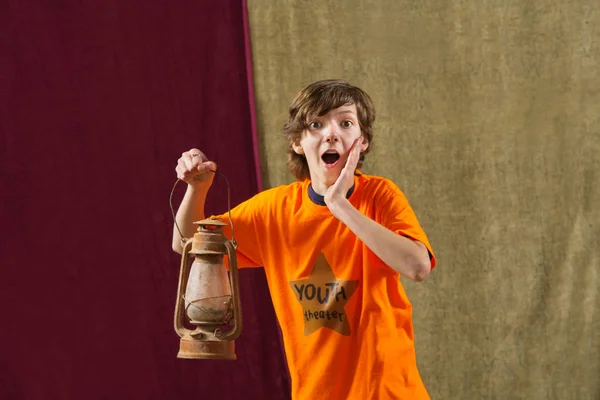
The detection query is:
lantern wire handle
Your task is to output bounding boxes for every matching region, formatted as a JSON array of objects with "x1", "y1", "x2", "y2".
[{"x1": 169, "y1": 170, "x2": 237, "y2": 248}]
